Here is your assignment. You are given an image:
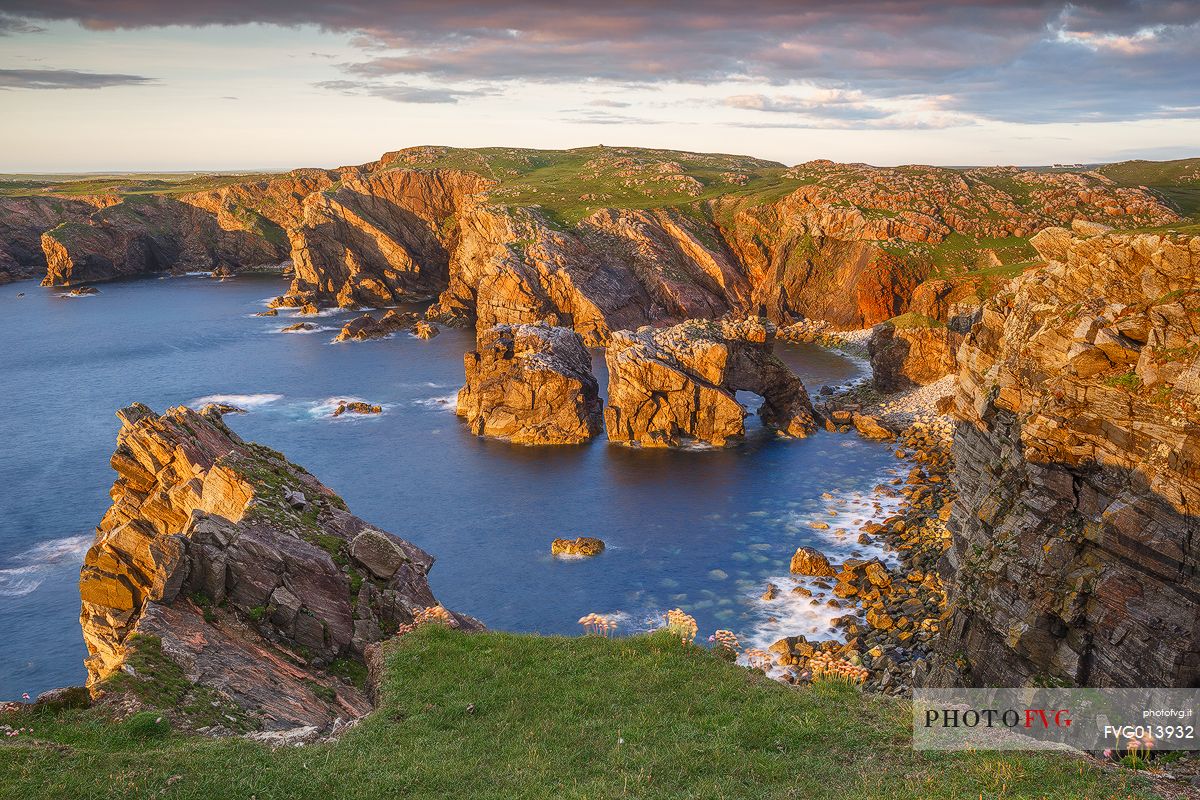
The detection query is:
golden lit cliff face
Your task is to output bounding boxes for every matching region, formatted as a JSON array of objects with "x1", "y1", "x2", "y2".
[{"x1": 930, "y1": 226, "x2": 1200, "y2": 689}]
